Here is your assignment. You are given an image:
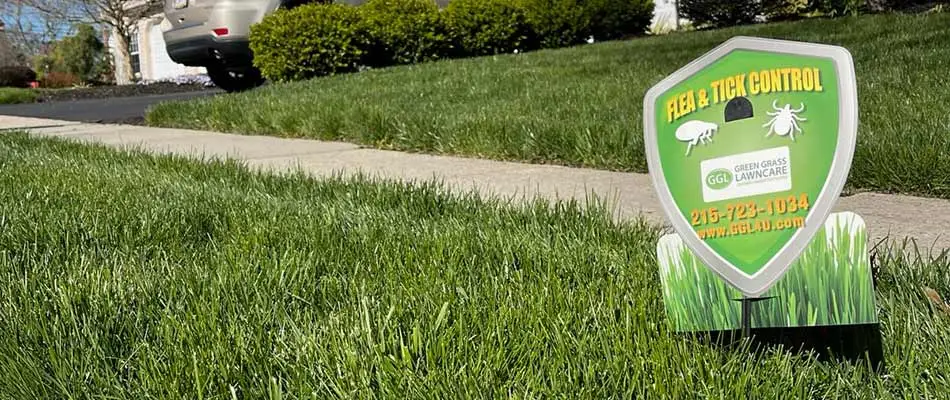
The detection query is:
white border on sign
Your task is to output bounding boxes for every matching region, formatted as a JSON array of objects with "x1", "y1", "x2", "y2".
[{"x1": 642, "y1": 36, "x2": 858, "y2": 297}]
